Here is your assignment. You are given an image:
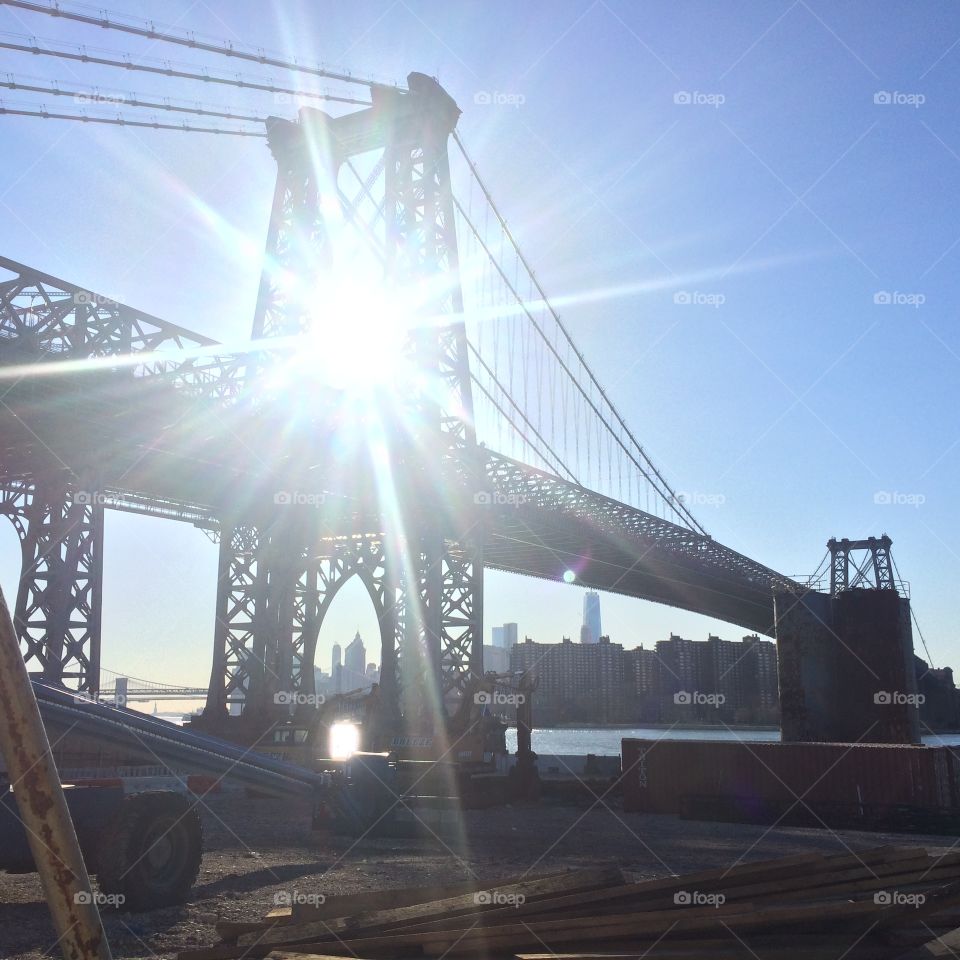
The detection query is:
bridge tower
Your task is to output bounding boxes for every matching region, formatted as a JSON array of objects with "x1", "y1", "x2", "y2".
[
  {"x1": 203, "y1": 74, "x2": 484, "y2": 732},
  {"x1": 827, "y1": 535, "x2": 895, "y2": 594}
]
